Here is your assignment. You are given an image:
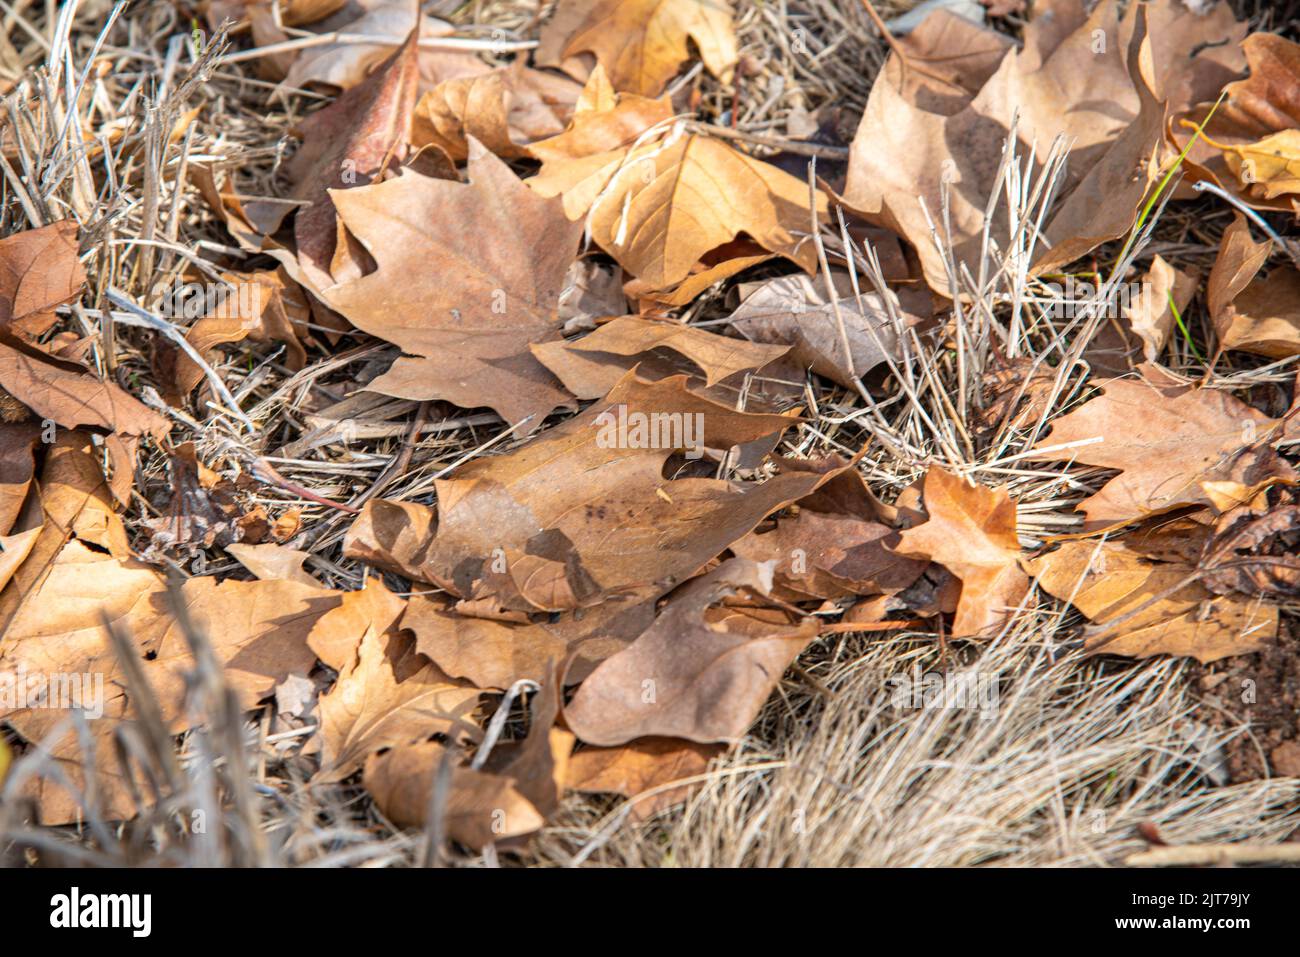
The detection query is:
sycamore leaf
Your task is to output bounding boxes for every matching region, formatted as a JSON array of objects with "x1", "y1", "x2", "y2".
[
  {"x1": 1030, "y1": 368, "x2": 1295, "y2": 531},
  {"x1": 526, "y1": 67, "x2": 675, "y2": 220},
  {"x1": 565, "y1": 737, "x2": 722, "y2": 820},
  {"x1": 322, "y1": 142, "x2": 585, "y2": 426},
  {"x1": 890, "y1": 467, "x2": 1028, "y2": 639},
  {"x1": 530, "y1": 315, "x2": 789, "y2": 400},
  {"x1": 539, "y1": 0, "x2": 738, "y2": 96},
  {"x1": 537, "y1": 129, "x2": 823, "y2": 290},
  {"x1": 564, "y1": 558, "x2": 818, "y2": 745},
  {"x1": 843, "y1": 0, "x2": 1186, "y2": 291},
  {"x1": 0, "y1": 541, "x2": 340, "y2": 823},
  {"x1": 286, "y1": 31, "x2": 421, "y2": 288},
  {"x1": 280, "y1": 1, "x2": 487, "y2": 93},
  {"x1": 412, "y1": 62, "x2": 580, "y2": 161},
  {"x1": 1207, "y1": 214, "x2": 1300, "y2": 358},
  {"x1": 0, "y1": 221, "x2": 85, "y2": 343},
  {"x1": 307, "y1": 580, "x2": 483, "y2": 782},
  {"x1": 726, "y1": 274, "x2": 917, "y2": 389},
  {"x1": 1024, "y1": 540, "x2": 1276, "y2": 663},
  {"x1": 344, "y1": 372, "x2": 827, "y2": 616}
]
